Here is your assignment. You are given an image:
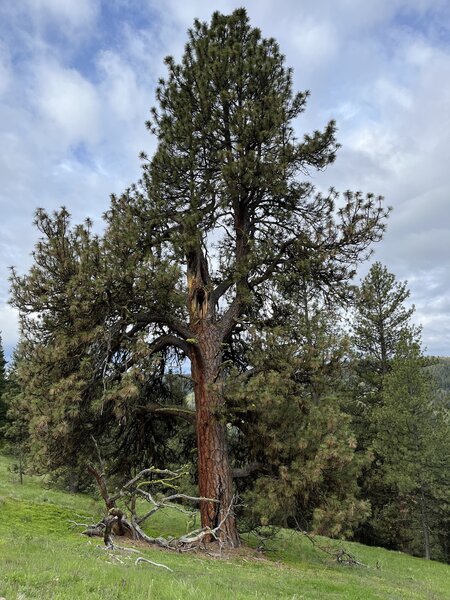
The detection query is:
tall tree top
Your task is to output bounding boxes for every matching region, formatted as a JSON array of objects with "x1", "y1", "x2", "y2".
[
  {"x1": 353, "y1": 261, "x2": 419, "y2": 371},
  {"x1": 125, "y1": 8, "x2": 388, "y2": 339}
]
